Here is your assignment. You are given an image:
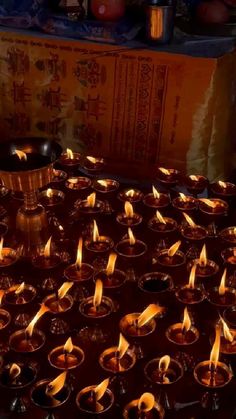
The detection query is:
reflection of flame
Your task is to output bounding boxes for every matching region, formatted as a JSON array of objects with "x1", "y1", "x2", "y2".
[
  {"x1": 97, "y1": 180, "x2": 108, "y2": 188},
  {"x1": 126, "y1": 189, "x2": 135, "y2": 198},
  {"x1": 137, "y1": 304, "x2": 162, "y2": 328},
  {"x1": 128, "y1": 228, "x2": 135, "y2": 246},
  {"x1": 0, "y1": 289, "x2": 4, "y2": 305},
  {"x1": 86, "y1": 192, "x2": 96, "y2": 208},
  {"x1": 15, "y1": 282, "x2": 25, "y2": 295},
  {"x1": 46, "y1": 188, "x2": 53, "y2": 198},
  {"x1": 219, "y1": 268, "x2": 227, "y2": 296},
  {"x1": 15, "y1": 150, "x2": 27, "y2": 161},
  {"x1": 210, "y1": 326, "x2": 221, "y2": 370},
  {"x1": 156, "y1": 210, "x2": 166, "y2": 224},
  {"x1": 117, "y1": 333, "x2": 129, "y2": 360},
  {"x1": 58, "y1": 282, "x2": 73, "y2": 300},
  {"x1": 64, "y1": 337, "x2": 73, "y2": 353},
  {"x1": 66, "y1": 149, "x2": 73, "y2": 159},
  {"x1": 94, "y1": 378, "x2": 109, "y2": 401},
  {"x1": 183, "y1": 212, "x2": 196, "y2": 228},
  {"x1": 138, "y1": 393, "x2": 155, "y2": 413},
  {"x1": 25, "y1": 304, "x2": 49, "y2": 337},
  {"x1": 93, "y1": 279, "x2": 103, "y2": 309},
  {"x1": 188, "y1": 264, "x2": 196, "y2": 289},
  {"x1": 125, "y1": 201, "x2": 134, "y2": 218},
  {"x1": 152, "y1": 185, "x2": 160, "y2": 199},
  {"x1": 93, "y1": 219, "x2": 100, "y2": 242},
  {"x1": 168, "y1": 241, "x2": 181, "y2": 257},
  {"x1": 179, "y1": 192, "x2": 188, "y2": 202},
  {"x1": 106, "y1": 253, "x2": 117, "y2": 276},
  {"x1": 9, "y1": 363, "x2": 21, "y2": 380},
  {"x1": 0, "y1": 237, "x2": 4, "y2": 262},
  {"x1": 219, "y1": 181, "x2": 227, "y2": 189},
  {"x1": 189, "y1": 175, "x2": 199, "y2": 181},
  {"x1": 199, "y1": 244, "x2": 207, "y2": 267},
  {"x1": 200, "y1": 199, "x2": 217, "y2": 209},
  {"x1": 158, "y1": 355, "x2": 170, "y2": 383},
  {"x1": 46, "y1": 371, "x2": 67, "y2": 397},
  {"x1": 220, "y1": 316, "x2": 234, "y2": 343},
  {"x1": 182, "y1": 307, "x2": 191, "y2": 332},
  {"x1": 44, "y1": 236, "x2": 52, "y2": 258},
  {"x1": 76, "y1": 238, "x2": 83, "y2": 269},
  {"x1": 159, "y1": 167, "x2": 170, "y2": 176}
]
